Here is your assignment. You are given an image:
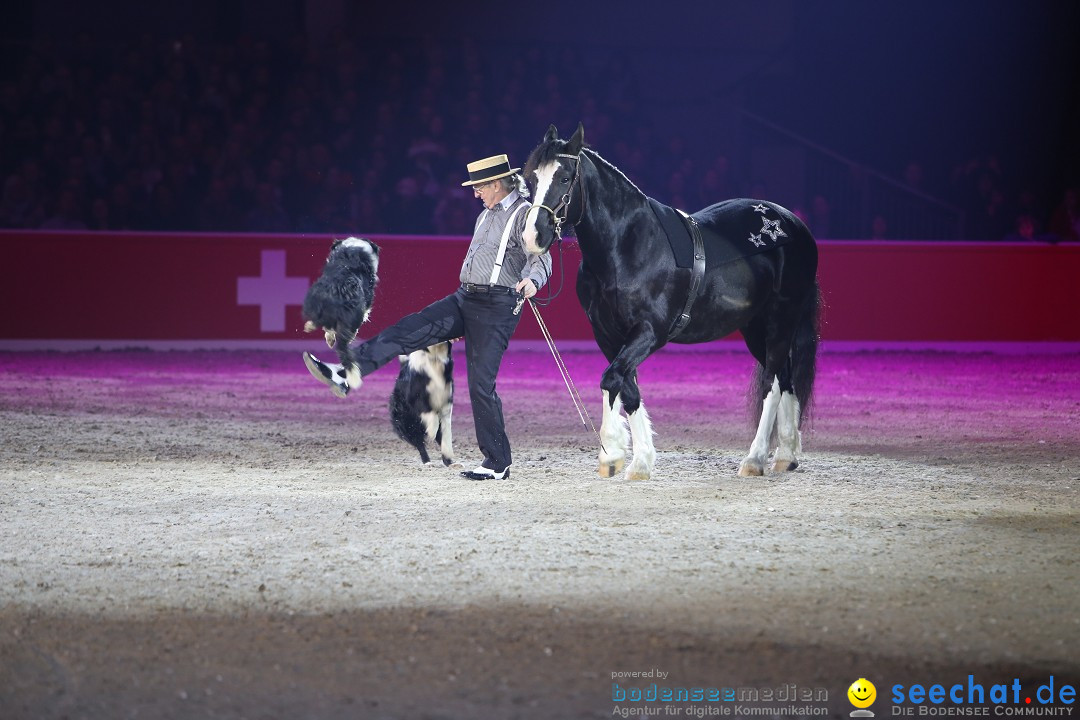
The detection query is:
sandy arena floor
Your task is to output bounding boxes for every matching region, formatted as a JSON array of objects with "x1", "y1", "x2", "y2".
[{"x1": 1, "y1": 347, "x2": 1078, "y2": 719}]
